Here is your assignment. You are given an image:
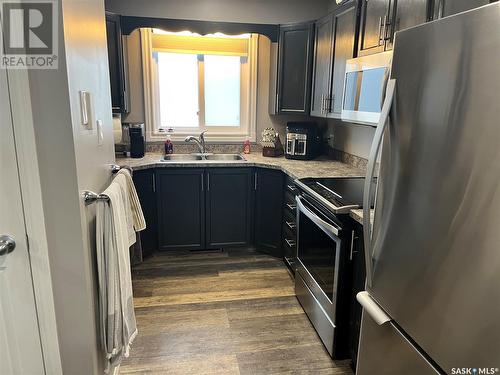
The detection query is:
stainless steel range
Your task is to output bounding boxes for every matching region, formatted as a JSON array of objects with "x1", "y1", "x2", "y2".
[{"x1": 293, "y1": 177, "x2": 374, "y2": 358}]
